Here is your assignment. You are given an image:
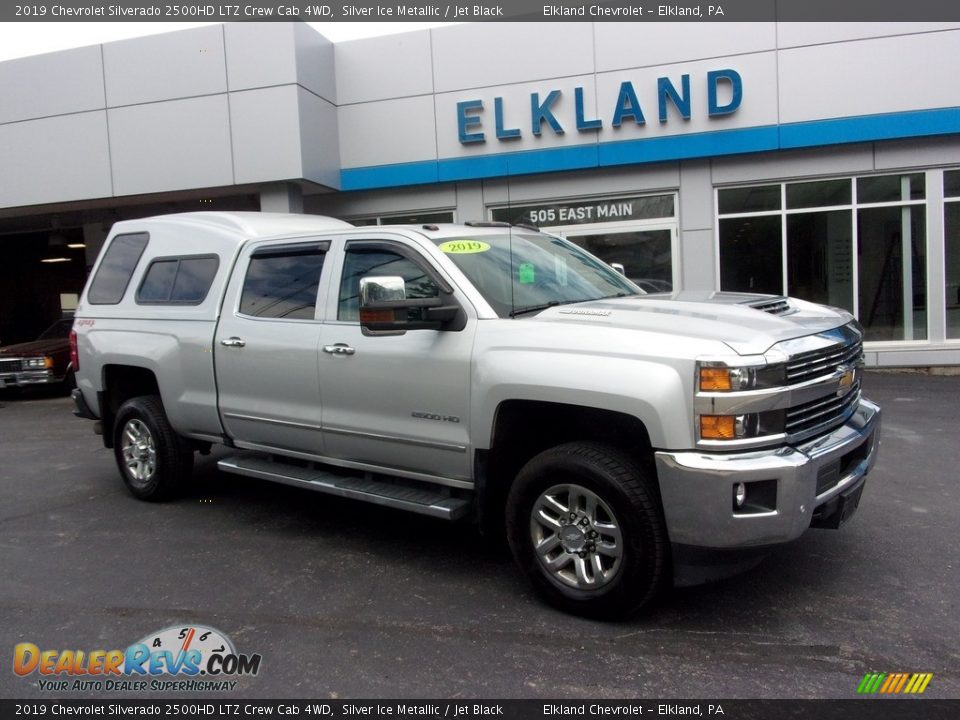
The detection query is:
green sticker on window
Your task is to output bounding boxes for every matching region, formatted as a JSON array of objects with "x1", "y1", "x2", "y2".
[
  {"x1": 438, "y1": 240, "x2": 491, "y2": 254},
  {"x1": 518, "y1": 263, "x2": 536, "y2": 284}
]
